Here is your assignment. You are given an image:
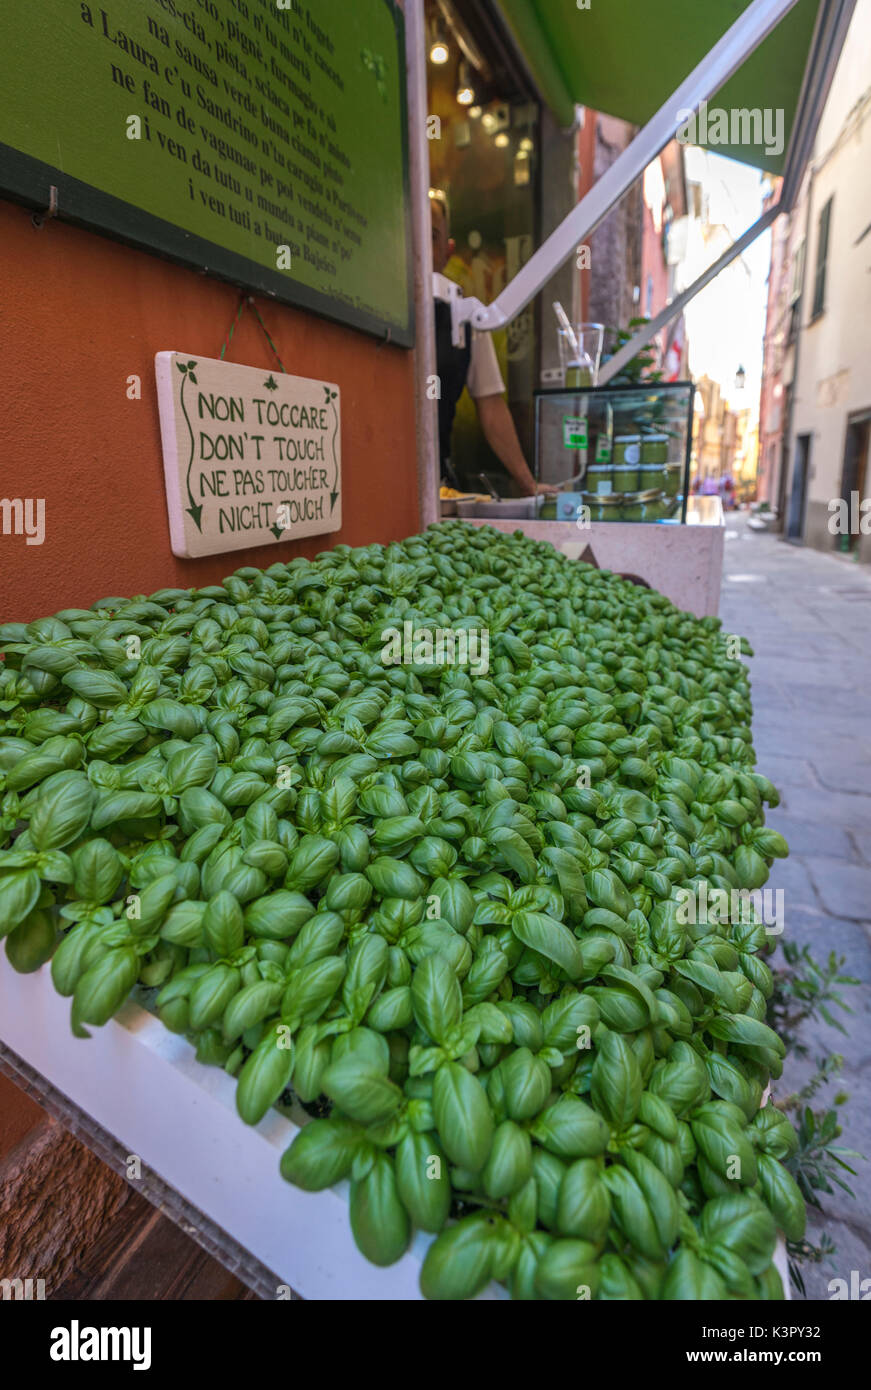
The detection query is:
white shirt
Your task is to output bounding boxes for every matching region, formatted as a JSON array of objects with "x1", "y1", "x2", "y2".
[
  {"x1": 467, "y1": 330, "x2": 505, "y2": 399},
  {"x1": 432, "y1": 271, "x2": 505, "y2": 399}
]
